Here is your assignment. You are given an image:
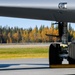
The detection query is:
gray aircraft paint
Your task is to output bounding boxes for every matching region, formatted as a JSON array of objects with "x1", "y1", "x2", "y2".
[
  {"x1": 0, "y1": 0, "x2": 75, "y2": 22},
  {"x1": 0, "y1": 0, "x2": 74, "y2": 10}
]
